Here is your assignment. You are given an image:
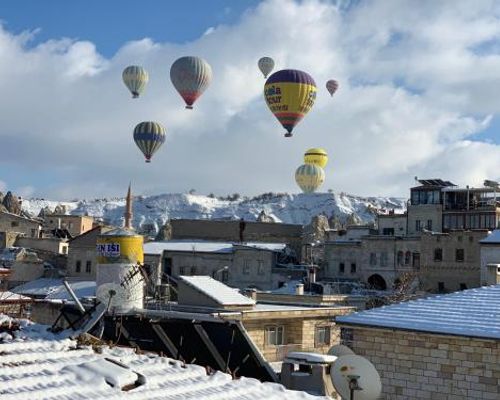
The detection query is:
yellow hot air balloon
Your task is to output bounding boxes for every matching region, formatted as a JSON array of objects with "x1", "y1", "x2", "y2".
[
  {"x1": 264, "y1": 69, "x2": 317, "y2": 137},
  {"x1": 295, "y1": 164, "x2": 325, "y2": 193},
  {"x1": 304, "y1": 148, "x2": 328, "y2": 168},
  {"x1": 122, "y1": 66, "x2": 149, "y2": 98}
]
